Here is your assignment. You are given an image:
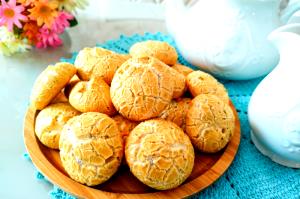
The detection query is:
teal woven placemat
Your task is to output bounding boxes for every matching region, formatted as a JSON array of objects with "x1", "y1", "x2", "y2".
[{"x1": 25, "y1": 32, "x2": 300, "y2": 199}]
